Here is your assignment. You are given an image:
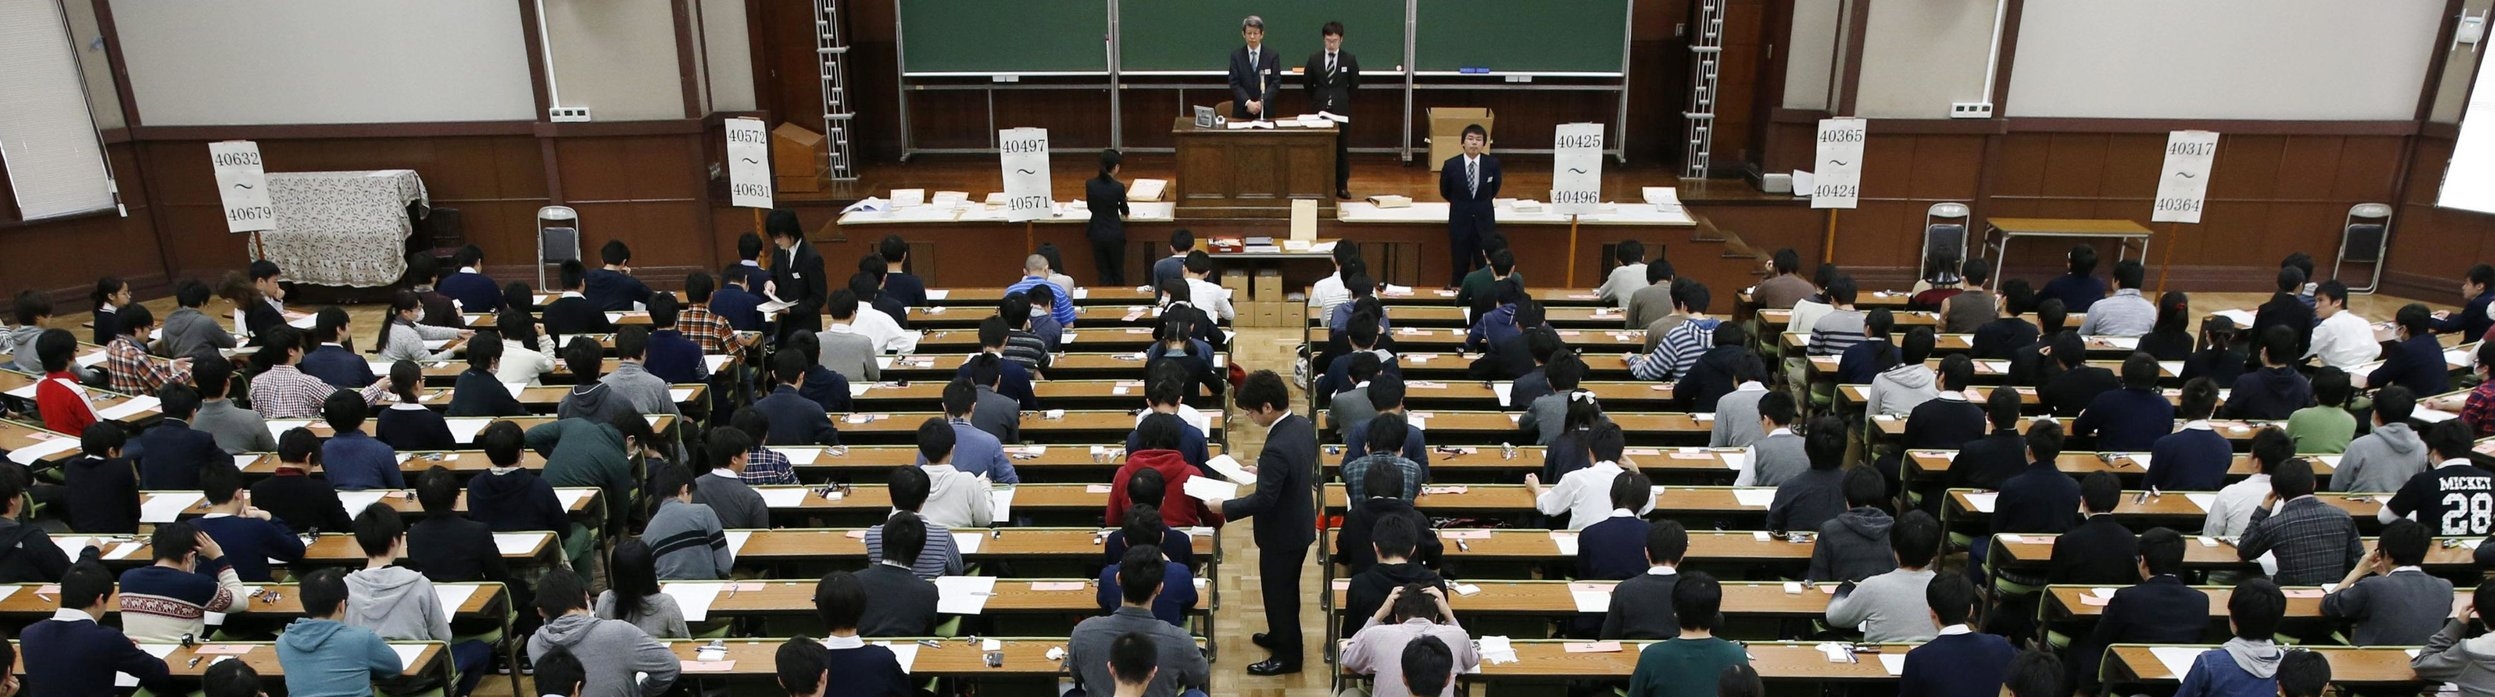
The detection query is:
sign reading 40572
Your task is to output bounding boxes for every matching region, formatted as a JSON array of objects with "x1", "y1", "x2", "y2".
[
  {"x1": 1811, "y1": 118, "x2": 1866, "y2": 210},
  {"x1": 998, "y1": 128, "x2": 1052, "y2": 223},
  {"x1": 725, "y1": 118, "x2": 773, "y2": 209}
]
